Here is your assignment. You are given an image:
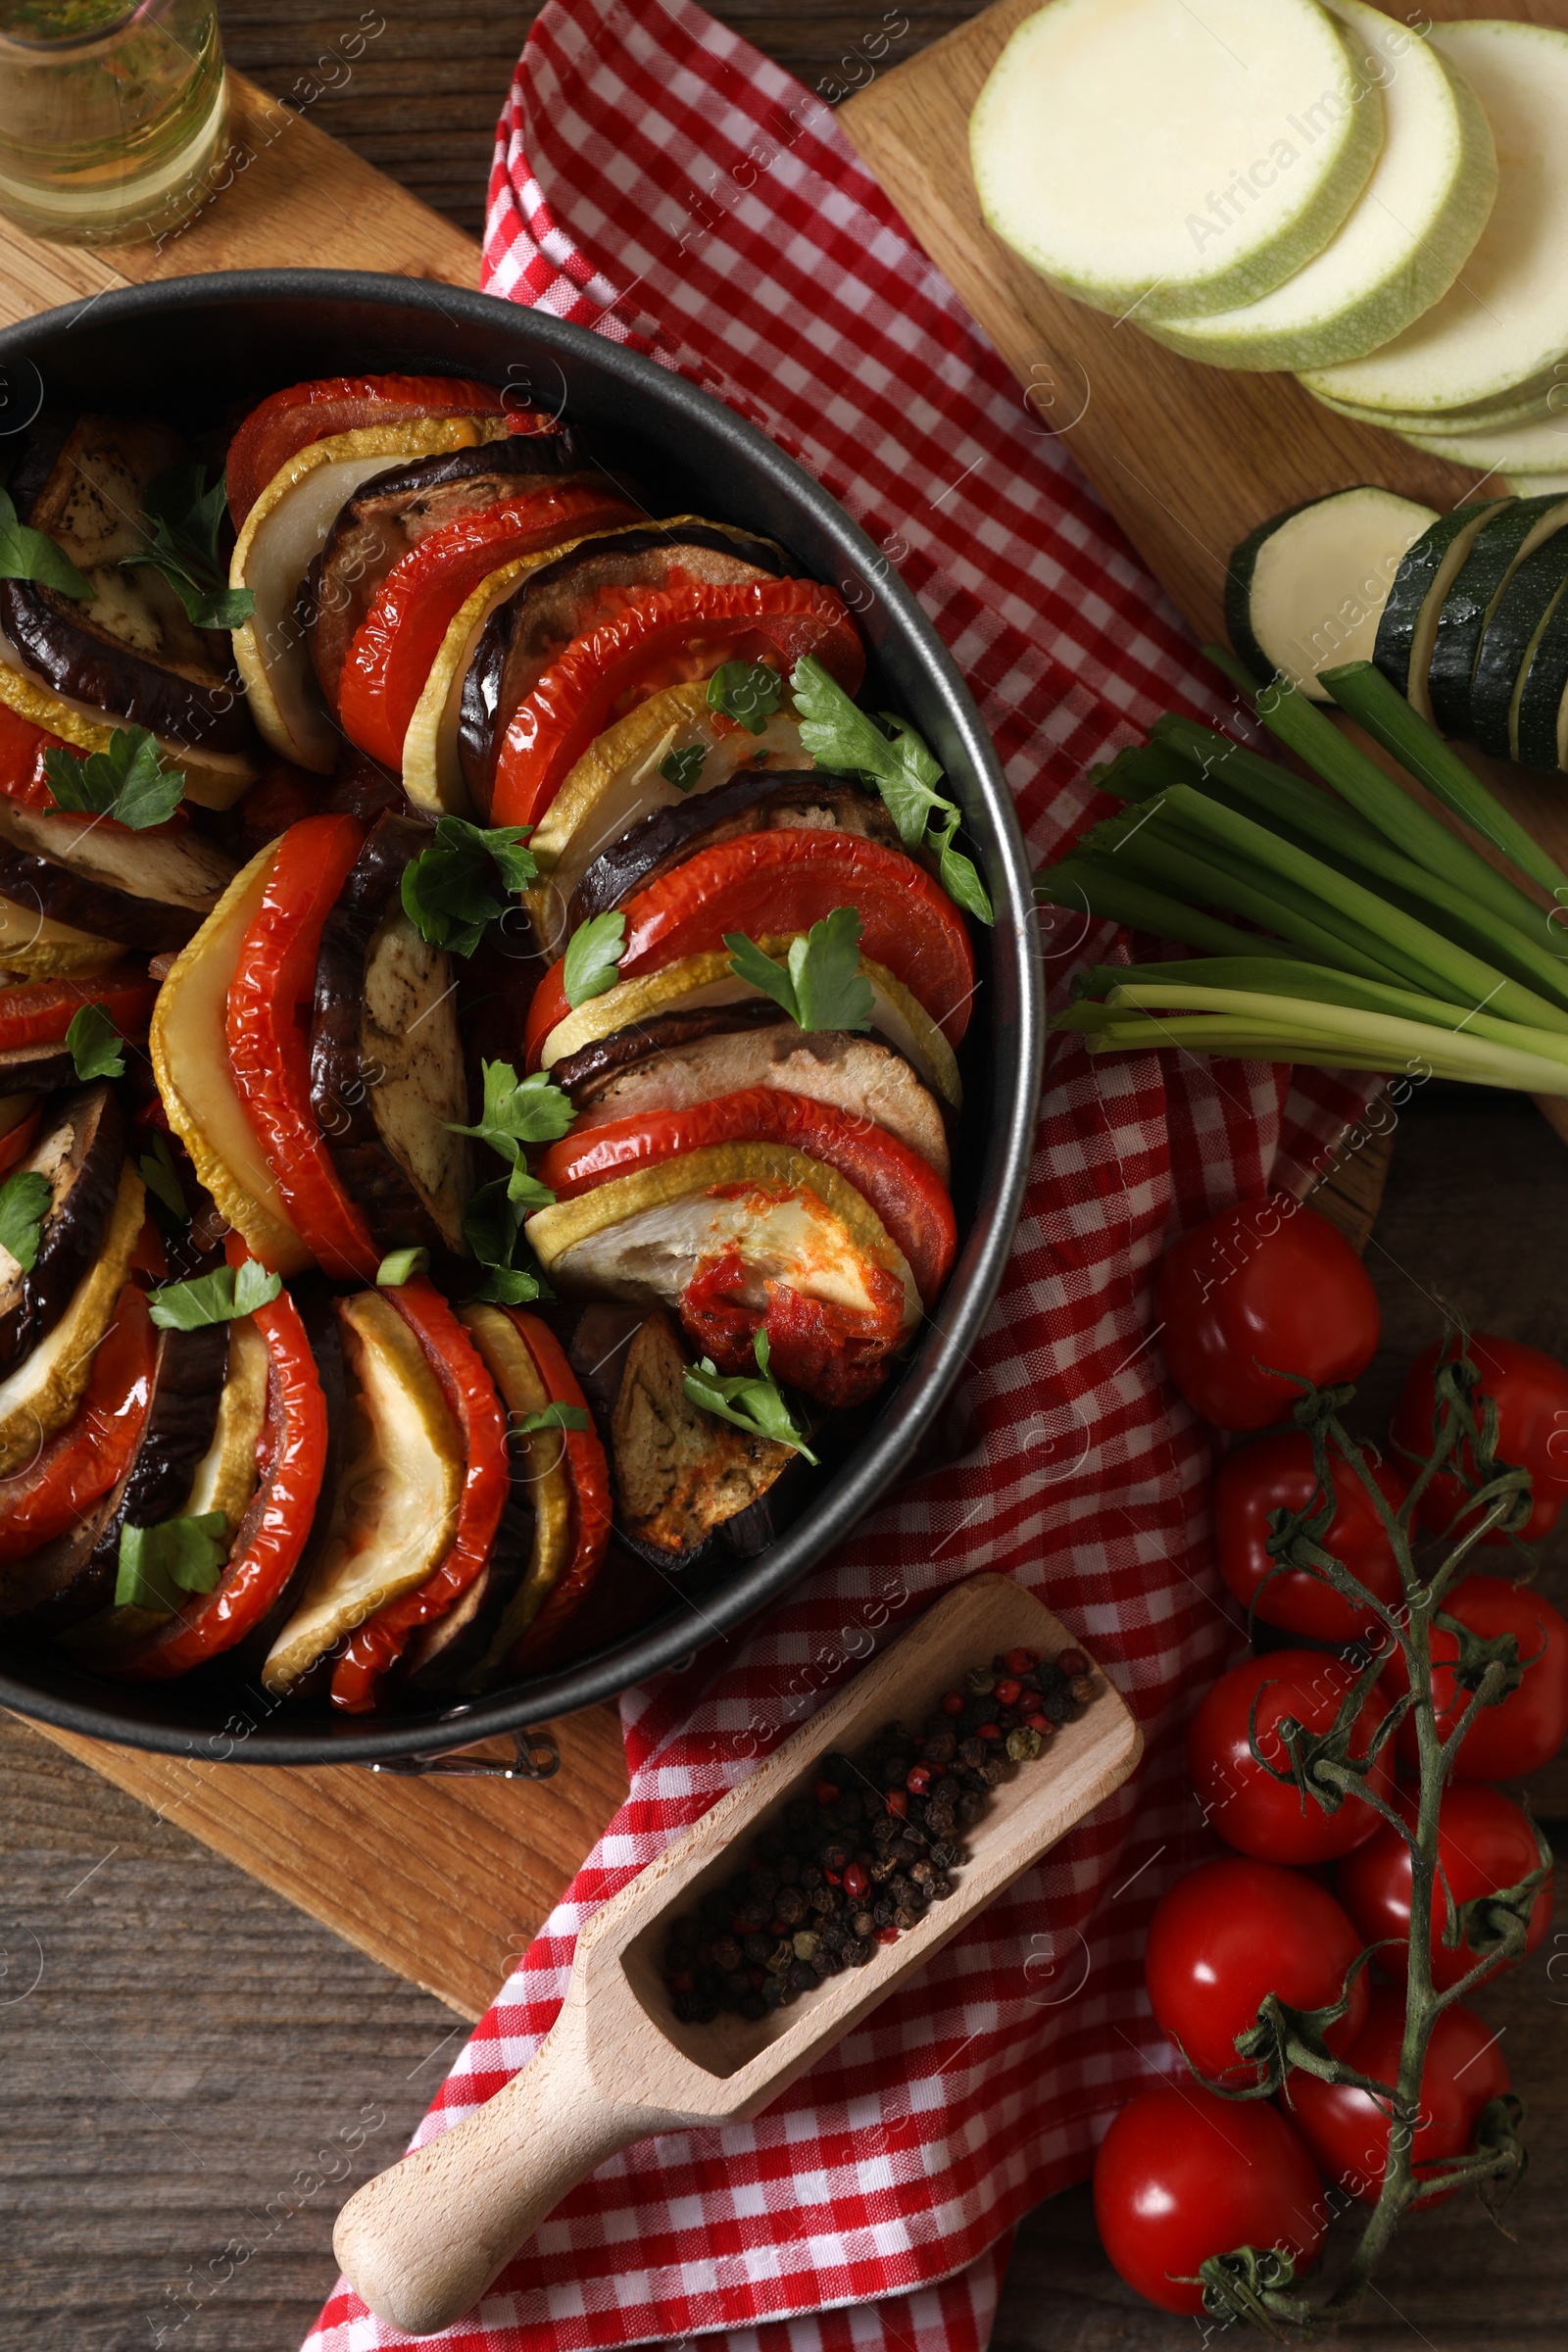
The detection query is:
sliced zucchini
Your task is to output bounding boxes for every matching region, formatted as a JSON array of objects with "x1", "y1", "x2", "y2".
[
  {"x1": 182, "y1": 1314, "x2": 270, "y2": 1542},
  {"x1": 1307, "y1": 377, "x2": 1560, "y2": 437},
  {"x1": 1373, "y1": 499, "x2": 1513, "y2": 718},
  {"x1": 1427, "y1": 495, "x2": 1568, "y2": 738},
  {"x1": 1225, "y1": 488, "x2": 1438, "y2": 699},
  {"x1": 455, "y1": 1304, "x2": 574, "y2": 1681},
  {"x1": 1398, "y1": 415, "x2": 1568, "y2": 473},
  {"x1": 1516, "y1": 583, "x2": 1568, "y2": 771},
  {"x1": 0, "y1": 890, "x2": 122, "y2": 982},
  {"x1": 262, "y1": 1291, "x2": 464, "y2": 1692},
  {"x1": 0, "y1": 1160, "x2": 143, "y2": 1476},
  {"x1": 1470, "y1": 530, "x2": 1568, "y2": 758}
]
